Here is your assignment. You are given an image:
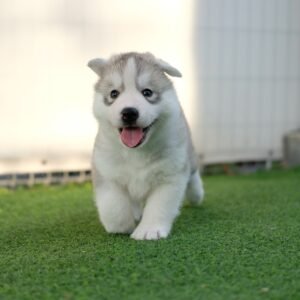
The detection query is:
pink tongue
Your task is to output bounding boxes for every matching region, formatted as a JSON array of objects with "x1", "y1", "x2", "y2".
[{"x1": 120, "y1": 127, "x2": 144, "y2": 148}]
